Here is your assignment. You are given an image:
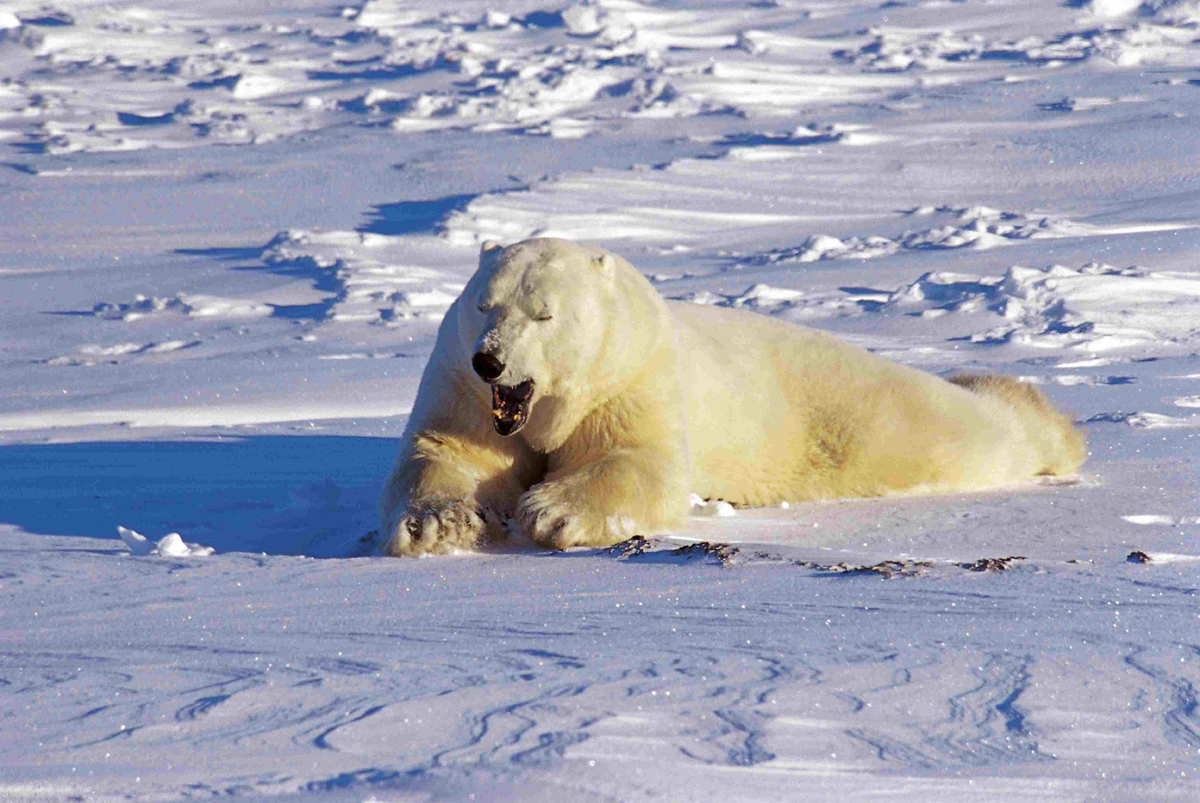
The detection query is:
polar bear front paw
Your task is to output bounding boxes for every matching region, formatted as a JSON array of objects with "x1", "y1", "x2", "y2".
[
  {"x1": 384, "y1": 499, "x2": 487, "y2": 557},
  {"x1": 517, "y1": 485, "x2": 638, "y2": 550}
]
